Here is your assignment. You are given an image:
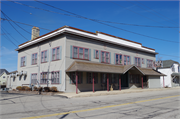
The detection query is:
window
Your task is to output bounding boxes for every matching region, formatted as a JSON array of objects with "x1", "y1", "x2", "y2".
[
  {"x1": 73, "y1": 46, "x2": 89, "y2": 60},
  {"x1": 172, "y1": 65, "x2": 175, "y2": 72},
  {"x1": 135, "y1": 57, "x2": 141, "y2": 67},
  {"x1": 178, "y1": 66, "x2": 179, "y2": 72},
  {"x1": 51, "y1": 71, "x2": 60, "y2": 84},
  {"x1": 110, "y1": 74, "x2": 118, "y2": 83},
  {"x1": 21, "y1": 56, "x2": 26, "y2": 67},
  {"x1": 32, "y1": 53, "x2": 37, "y2": 65},
  {"x1": 116, "y1": 54, "x2": 123, "y2": 65},
  {"x1": 3, "y1": 76, "x2": 5, "y2": 78},
  {"x1": 147, "y1": 59, "x2": 153, "y2": 68},
  {"x1": 41, "y1": 50, "x2": 47, "y2": 63},
  {"x1": 87, "y1": 73, "x2": 98, "y2": 84},
  {"x1": 101, "y1": 73, "x2": 107, "y2": 83},
  {"x1": 95, "y1": 50, "x2": 99, "y2": 59},
  {"x1": 52, "y1": 47, "x2": 60, "y2": 61},
  {"x1": 31, "y1": 74, "x2": 37, "y2": 85},
  {"x1": 13, "y1": 77, "x2": 16, "y2": 82},
  {"x1": 101, "y1": 51, "x2": 110, "y2": 63},
  {"x1": 130, "y1": 74, "x2": 140, "y2": 84},
  {"x1": 124, "y1": 55, "x2": 130, "y2": 65},
  {"x1": 40, "y1": 72, "x2": 48, "y2": 84},
  {"x1": 70, "y1": 72, "x2": 83, "y2": 84},
  {"x1": 142, "y1": 58, "x2": 144, "y2": 64}
]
